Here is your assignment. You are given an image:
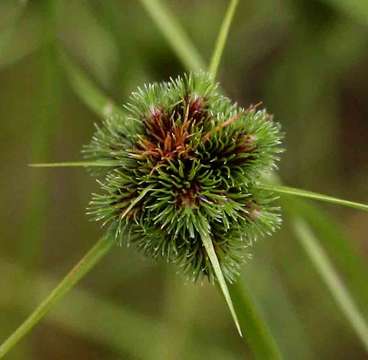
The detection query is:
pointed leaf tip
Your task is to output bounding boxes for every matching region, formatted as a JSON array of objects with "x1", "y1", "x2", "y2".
[{"x1": 199, "y1": 218, "x2": 243, "y2": 337}]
